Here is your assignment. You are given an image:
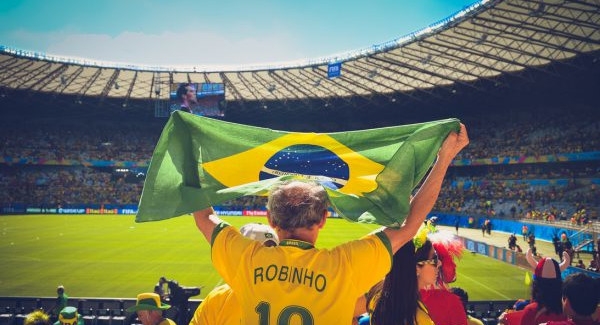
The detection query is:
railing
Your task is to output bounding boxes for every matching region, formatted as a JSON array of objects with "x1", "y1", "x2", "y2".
[
  {"x1": 0, "y1": 297, "x2": 200, "y2": 325},
  {"x1": 0, "y1": 296, "x2": 508, "y2": 325}
]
